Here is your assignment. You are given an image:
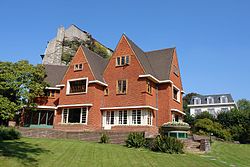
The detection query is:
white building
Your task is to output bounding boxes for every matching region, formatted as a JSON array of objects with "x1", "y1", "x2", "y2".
[{"x1": 188, "y1": 94, "x2": 236, "y2": 116}]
